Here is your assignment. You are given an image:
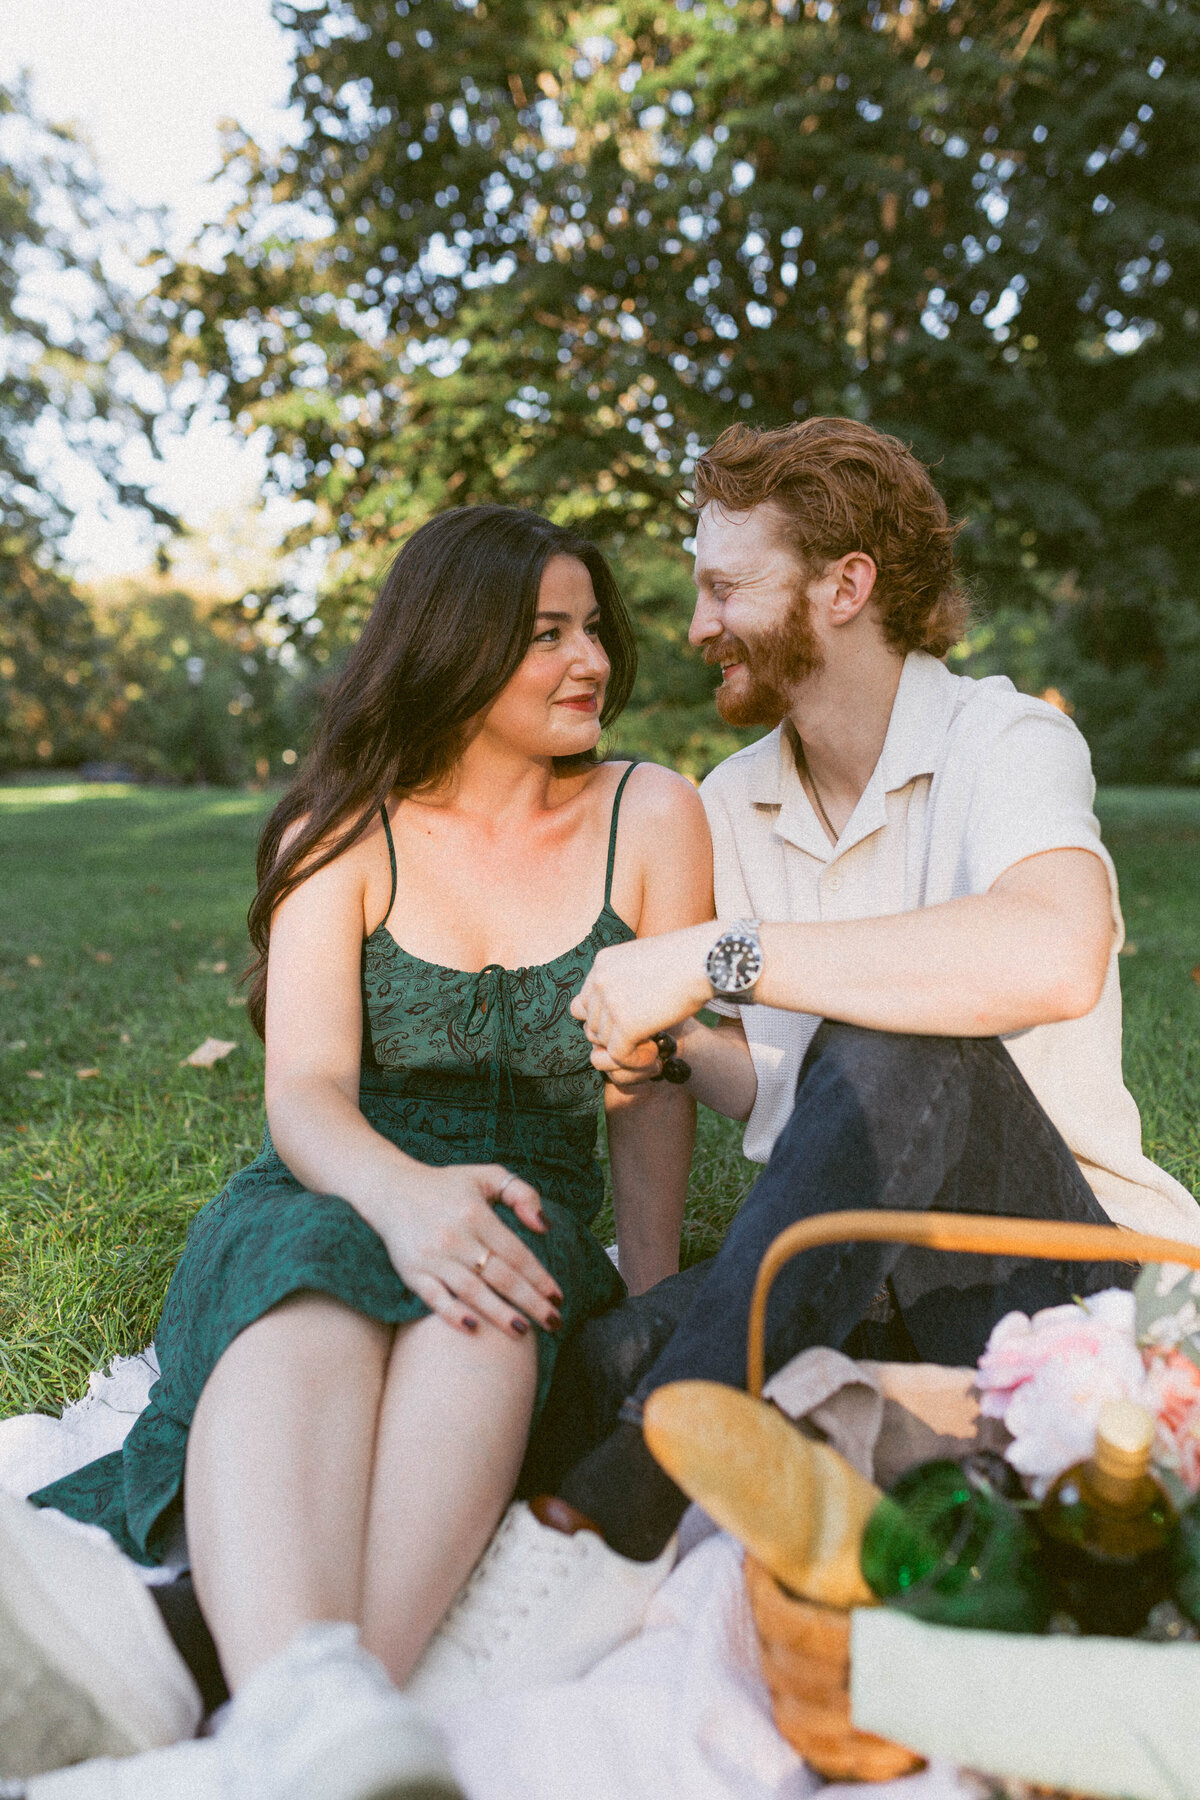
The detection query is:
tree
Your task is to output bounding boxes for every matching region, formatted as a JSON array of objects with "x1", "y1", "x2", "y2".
[
  {"x1": 167, "y1": 0, "x2": 1200, "y2": 778},
  {"x1": 0, "y1": 79, "x2": 170, "y2": 770}
]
